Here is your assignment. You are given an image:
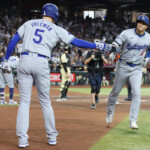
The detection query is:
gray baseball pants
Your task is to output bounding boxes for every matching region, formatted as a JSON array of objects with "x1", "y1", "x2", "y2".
[
  {"x1": 16, "y1": 55, "x2": 58, "y2": 144},
  {"x1": 107, "y1": 61, "x2": 142, "y2": 122}
]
